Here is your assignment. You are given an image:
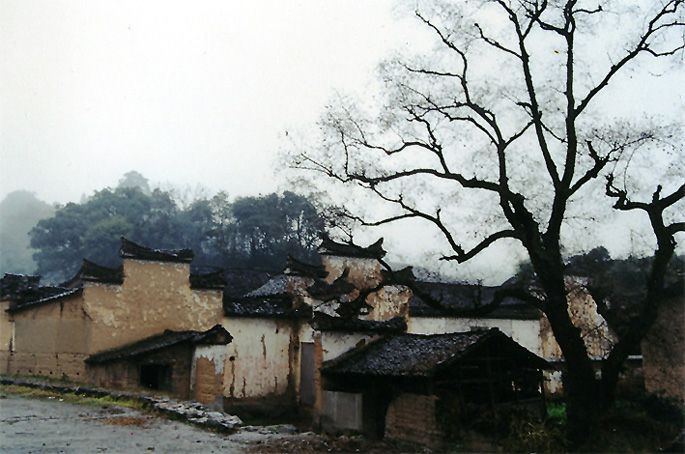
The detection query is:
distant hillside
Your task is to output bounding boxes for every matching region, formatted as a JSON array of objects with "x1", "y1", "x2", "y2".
[{"x1": 0, "y1": 191, "x2": 55, "y2": 275}]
